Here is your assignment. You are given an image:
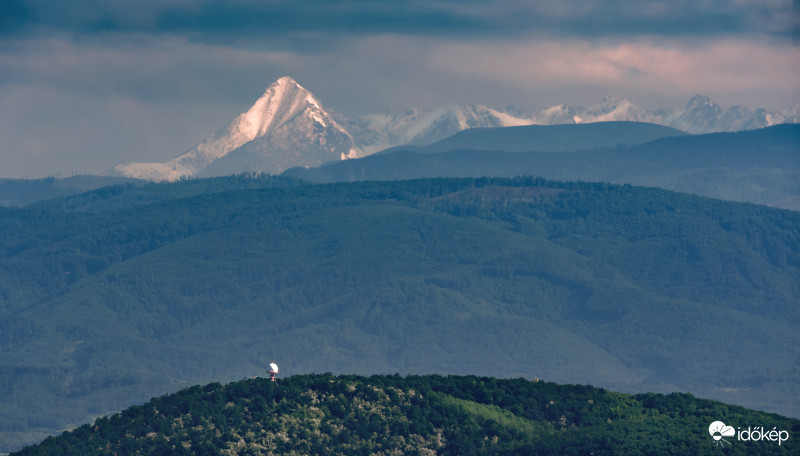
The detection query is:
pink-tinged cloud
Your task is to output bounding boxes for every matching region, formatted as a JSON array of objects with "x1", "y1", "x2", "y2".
[{"x1": 427, "y1": 37, "x2": 799, "y2": 109}]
